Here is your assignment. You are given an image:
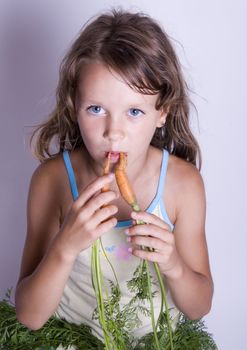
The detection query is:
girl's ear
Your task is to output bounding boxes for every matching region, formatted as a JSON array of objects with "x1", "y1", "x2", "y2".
[{"x1": 156, "y1": 106, "x2": 169, "y2": 127}]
